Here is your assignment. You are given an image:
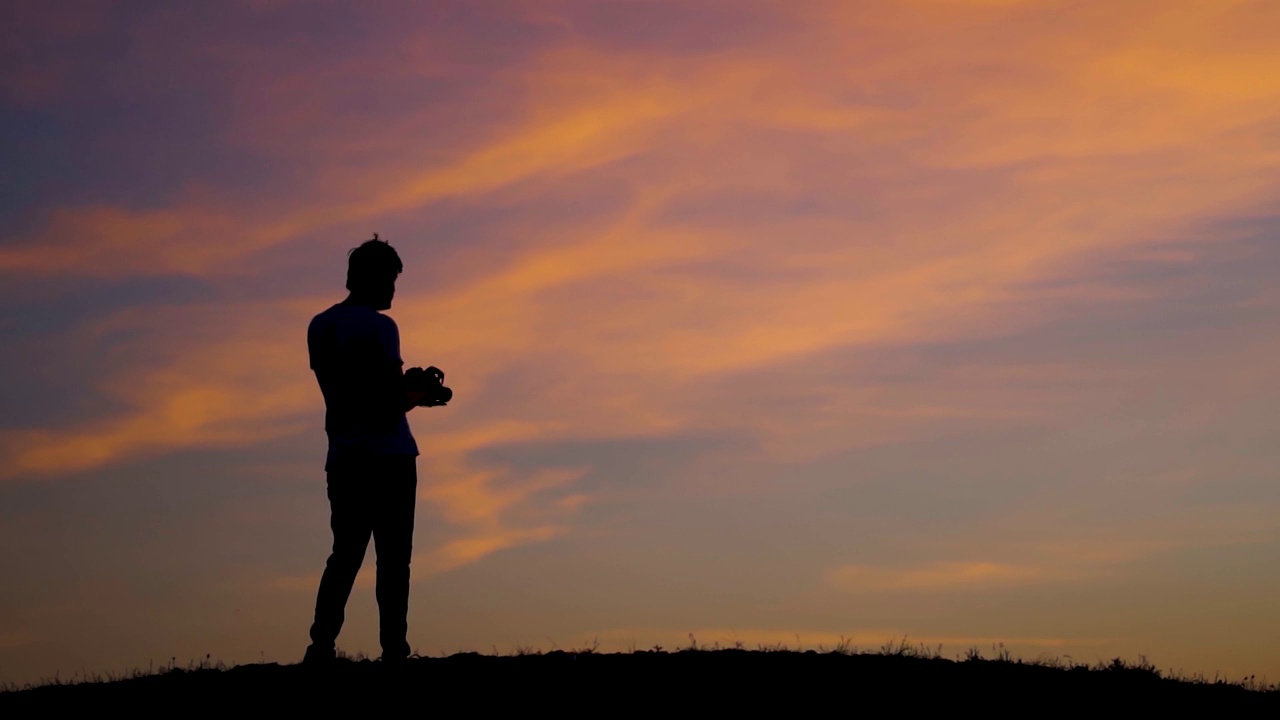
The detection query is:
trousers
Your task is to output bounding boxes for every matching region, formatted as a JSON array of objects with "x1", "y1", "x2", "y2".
[{"x1": 308, "y1": 454, "x2": 417, "y2": 659}]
